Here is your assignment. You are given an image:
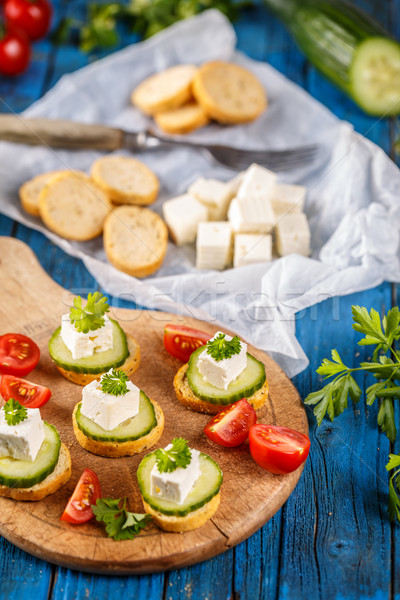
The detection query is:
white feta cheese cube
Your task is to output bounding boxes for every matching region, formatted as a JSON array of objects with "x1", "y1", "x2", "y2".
[
  {"x1": 234, "y1": 234, "x2": 272, "y2": 268},
  {"x1": 150, "y1": 447, "x2": 201, "y2": 505},
  {"x1": 188, "y1": 178, "x2": 234, "y2": 221},
  {"x1": 80, "y1": 371, "x2": 140, "y2": 431},
  {"x1": 0, "y1": 407, "x2": 45, "y2": 461},
  {"x1": 197, "y1": 331, "x2": 247, "y2": 390},
  {"x1": 228, "y1": 197, "x2": 275, "y2": 234},
  {"x1": 227, "y1": 172, "x2": 245, "y2": 196},
  {"x1": 236, "y1": 163, "x2": 277, "y2": 201},
  {"x1": 275, "y1": 213, "x2": 311, "y2": 257},
  {"x1": 270, "y1": 184, "x2": 306, "y2": 220},
  {"x1": 61, "y1": 314, "x2": 113, "y2": 360},
  {"x1": 196, "y1": 222, "x2": 233, "y2": 270},
  {"x1": 163, "y1": 194, "x2": 208, "y2": 245}
]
